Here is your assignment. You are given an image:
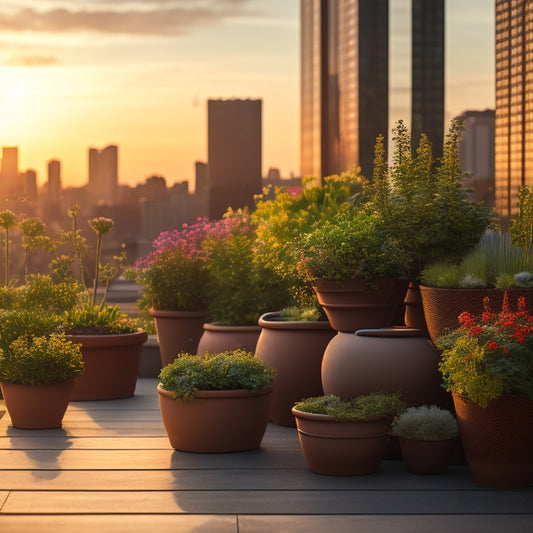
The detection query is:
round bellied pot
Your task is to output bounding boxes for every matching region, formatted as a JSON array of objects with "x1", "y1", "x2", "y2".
[
  {"x1": 68, "y1": 330, "x2": 148, "y2": 401},
  {"x1": 196, "y1": 323, "x2": 261, "y2": 355},
  {"x1": 321, "y1": 327, "x2": 452, "y2": 410},
  {"x1": 150, "y1": 309, "x2": 209, "y2": 366},
  {"x1": 255, "y1": 312, "x2": 336, "y2": 426}
]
